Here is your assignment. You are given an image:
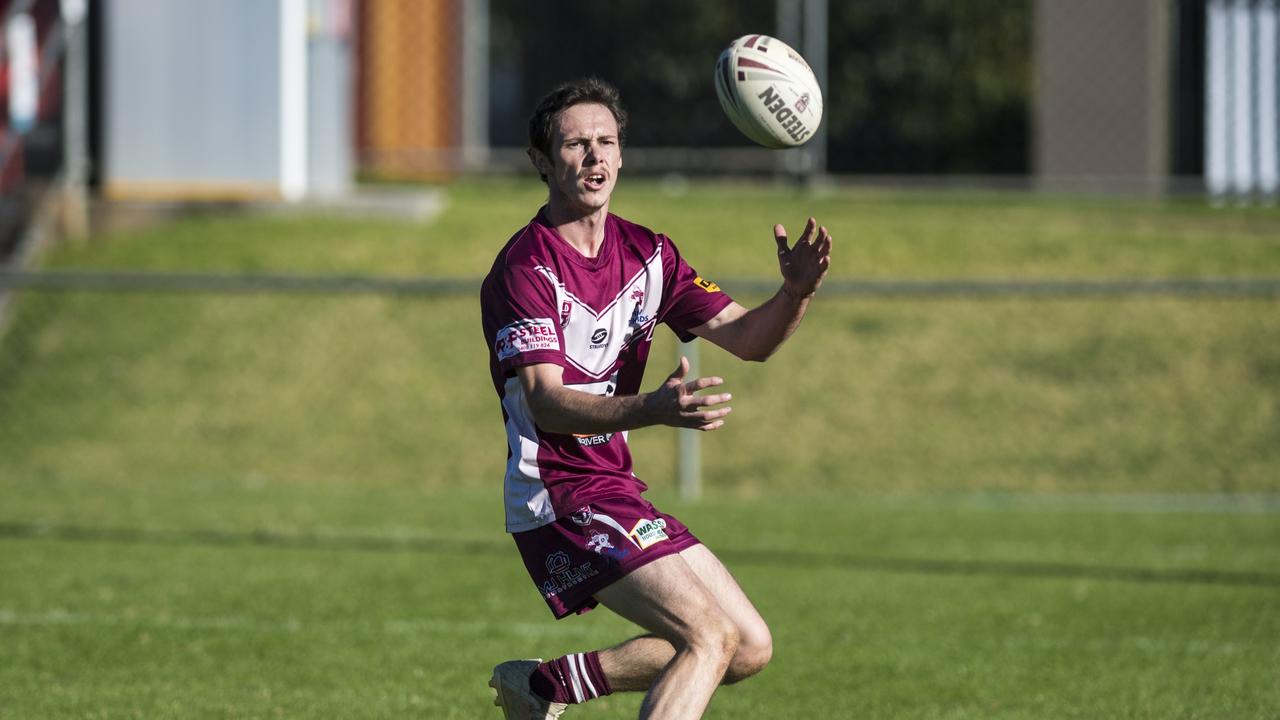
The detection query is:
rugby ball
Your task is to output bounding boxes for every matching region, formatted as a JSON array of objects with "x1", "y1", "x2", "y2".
[{"x1": 714, "y1": 34, "x2": 823, "y2": 149}]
